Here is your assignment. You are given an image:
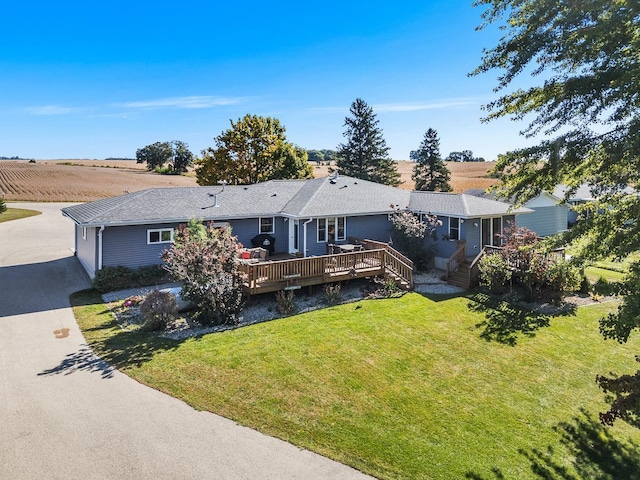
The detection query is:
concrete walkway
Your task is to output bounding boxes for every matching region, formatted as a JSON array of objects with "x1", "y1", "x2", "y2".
[{"x1": 0, "y1": 203, "x2": 372, "y2": 480}]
